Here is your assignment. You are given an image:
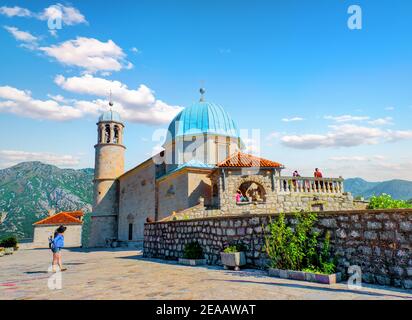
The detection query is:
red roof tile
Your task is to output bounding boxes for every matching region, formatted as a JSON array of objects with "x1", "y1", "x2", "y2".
[
  {"x1": 33, "y1": 211, "x2": 83, "y2": 226},
  {"x1": 218, "y1": 152, "x2": 283, "y2": 168},
  {"x1": 66, "y1": 211, "x2": 84, "y2": 219}
]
